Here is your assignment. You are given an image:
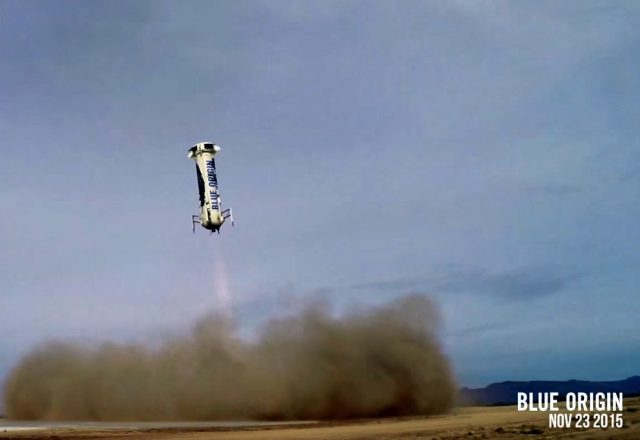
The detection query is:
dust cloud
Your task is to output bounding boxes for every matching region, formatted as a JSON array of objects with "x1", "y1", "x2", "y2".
[{"x1": 4, "y1": 294, "x2": 455, "y2": 421}]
